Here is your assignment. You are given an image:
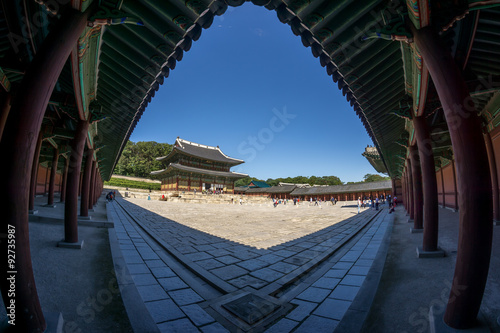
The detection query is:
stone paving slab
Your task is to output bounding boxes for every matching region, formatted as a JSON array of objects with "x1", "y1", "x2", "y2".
[
  {"x1": 109, "y1": 198, "x2": 393, "y2": 332},
  {"x1": 107, "y1": 202, "x2": 219, "y2": 332}
]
